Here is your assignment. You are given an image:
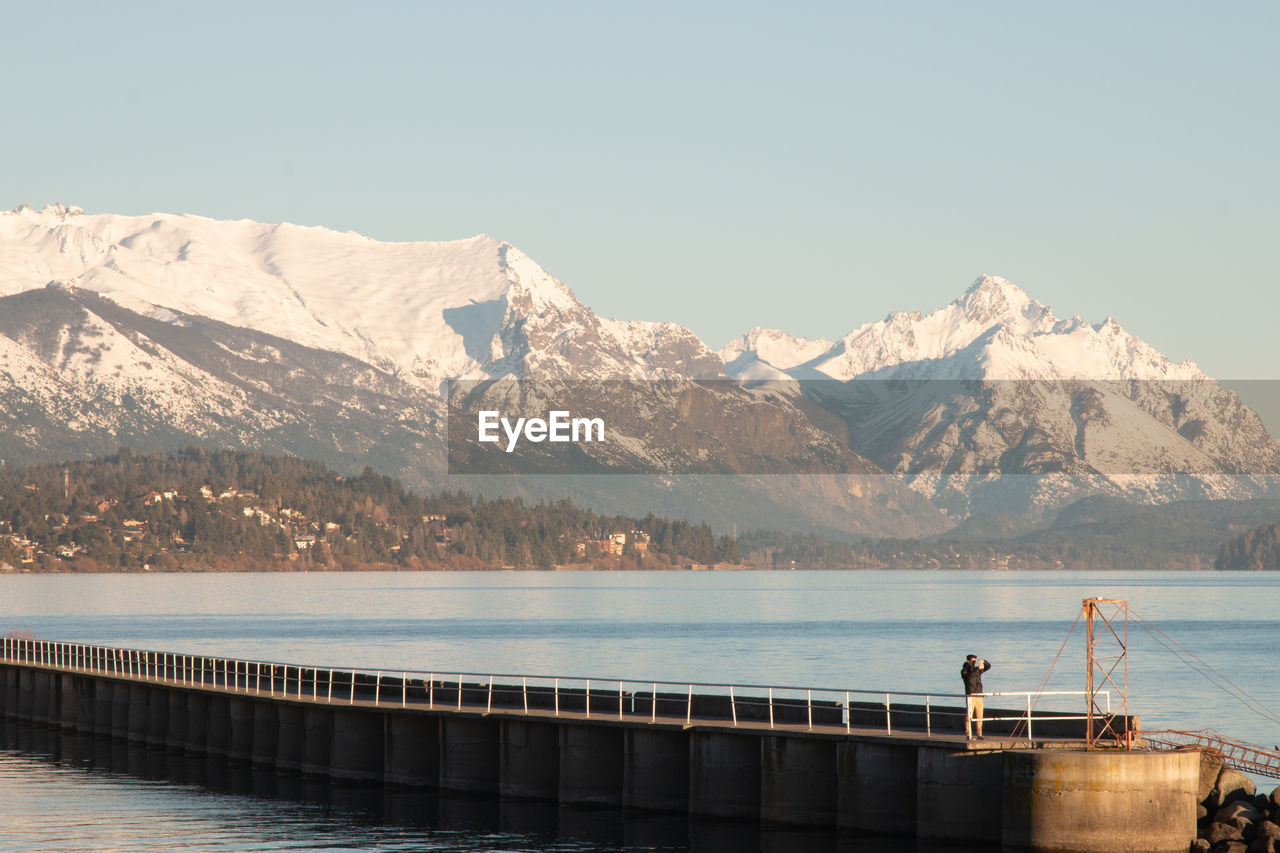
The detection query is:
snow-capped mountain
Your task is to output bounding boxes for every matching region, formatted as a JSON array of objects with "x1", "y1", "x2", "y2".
[
  {"x1": 721, "y1": 275, "x2": 1280, "y2": 515},
  {"x1": 0, "y1": 203, "x2": 723, "y2": 386},
  {"x1": 2, "y1": 203, "x2": 1274, "y2": 529},
  {"x1": 0, "y1": 204, "x2": 945, "y2": 538}
]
